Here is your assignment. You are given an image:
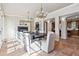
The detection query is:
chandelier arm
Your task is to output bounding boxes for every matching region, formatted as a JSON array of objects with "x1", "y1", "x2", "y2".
[{"x1": 36, "y1": 4, "x2": 47, "y2": 18}]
